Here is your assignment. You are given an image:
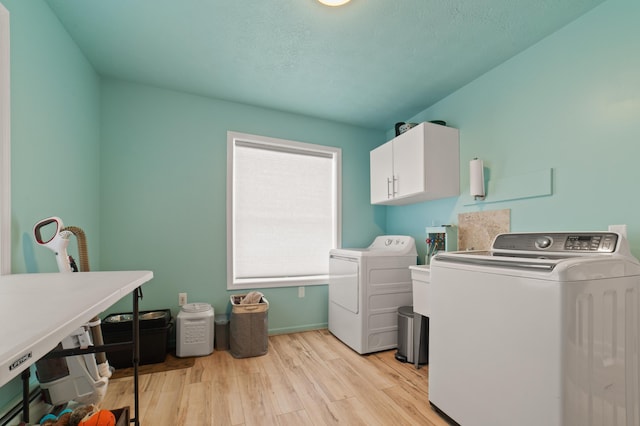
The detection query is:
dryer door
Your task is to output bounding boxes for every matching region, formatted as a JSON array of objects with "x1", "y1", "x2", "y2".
[{"x1": 329, "y1": 255, "x2": 359, "y2": 313}]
